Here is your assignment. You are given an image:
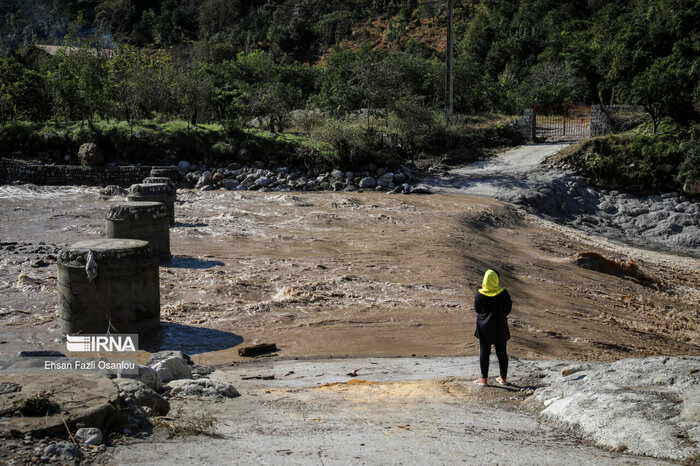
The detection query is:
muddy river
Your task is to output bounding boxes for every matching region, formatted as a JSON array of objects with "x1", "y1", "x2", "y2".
[{"x1": 0, "y1": 185, "x2": 698, "y2": 364}]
